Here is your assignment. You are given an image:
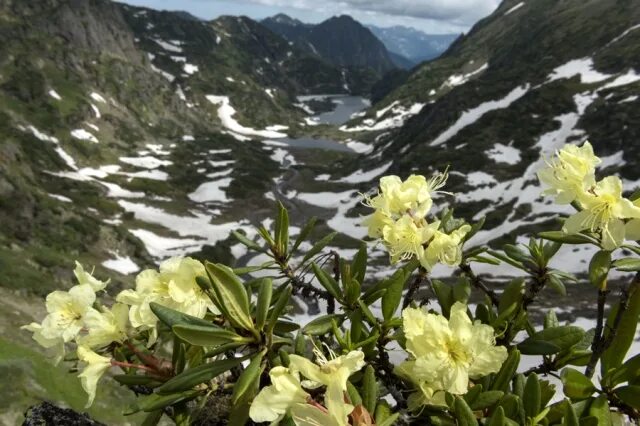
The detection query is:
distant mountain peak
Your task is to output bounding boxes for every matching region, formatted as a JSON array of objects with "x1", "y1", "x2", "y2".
[{"x1": 265, "y1": 13, "x2": 304, "y2": 26}]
